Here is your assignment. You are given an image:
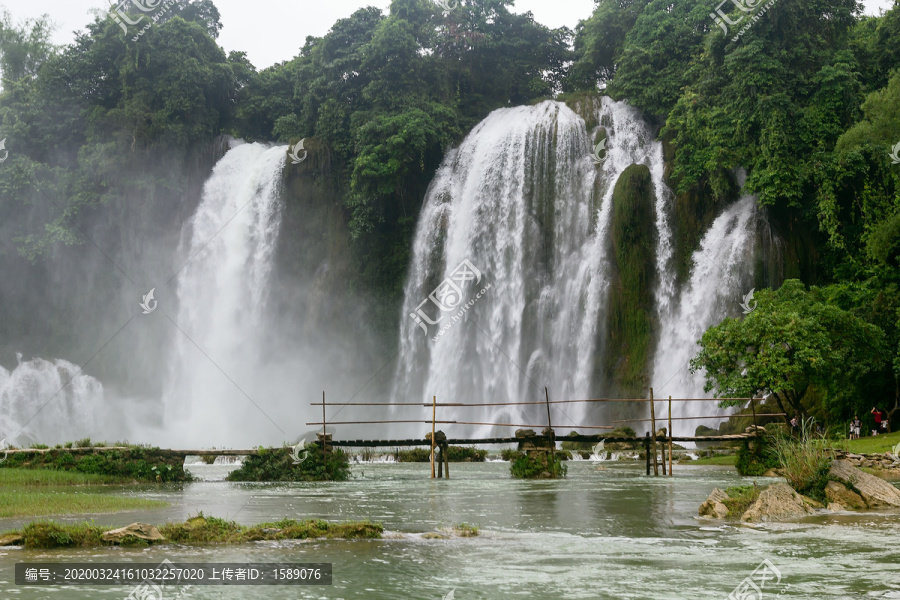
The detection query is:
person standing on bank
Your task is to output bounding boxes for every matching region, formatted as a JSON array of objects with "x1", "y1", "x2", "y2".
[
  {"x1": 871, "y1": 407, "x2": 882, "y2": 436},
  {"x1": 850, "y1": 416, "x2": 861, "y2": 440}
]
